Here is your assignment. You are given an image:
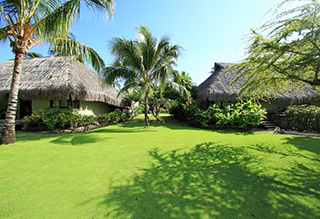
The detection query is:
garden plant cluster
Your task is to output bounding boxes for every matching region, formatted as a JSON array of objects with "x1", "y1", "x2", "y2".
[
  {"x1": 170, "y1": 99, "x2": 266, "y2": 129},
  {"x1": 22, "y1": 108, "x2": 131, "y2": 132},
  {"x1": 284, "y1": 105, "x2": 320, "y2": 132}
]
